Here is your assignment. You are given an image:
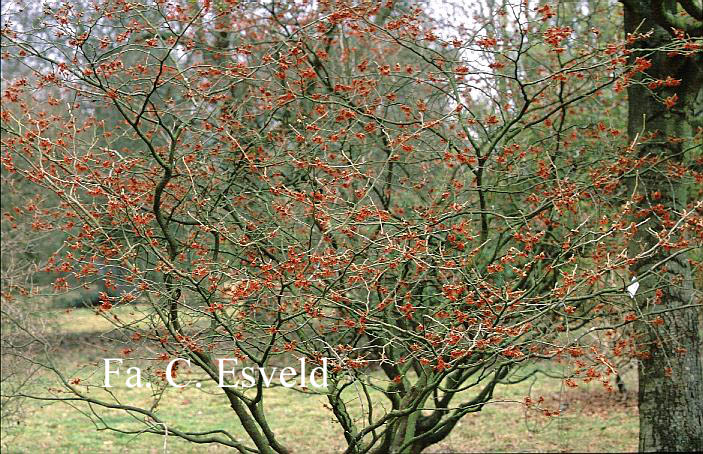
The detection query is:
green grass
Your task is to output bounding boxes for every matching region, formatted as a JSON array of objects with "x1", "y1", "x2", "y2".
[{"x1": 1, "y1": 306, "x2": 638, "y2": 453}]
